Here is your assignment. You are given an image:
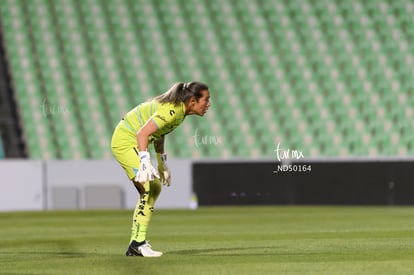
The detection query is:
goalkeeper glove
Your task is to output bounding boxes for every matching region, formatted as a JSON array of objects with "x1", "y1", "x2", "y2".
[
  {"x1": 156, "y1": 153, "x2": 171, "y2": 186},
  {"x1": 135, "y1": 151, "x2": 160, "y2": 183}
]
